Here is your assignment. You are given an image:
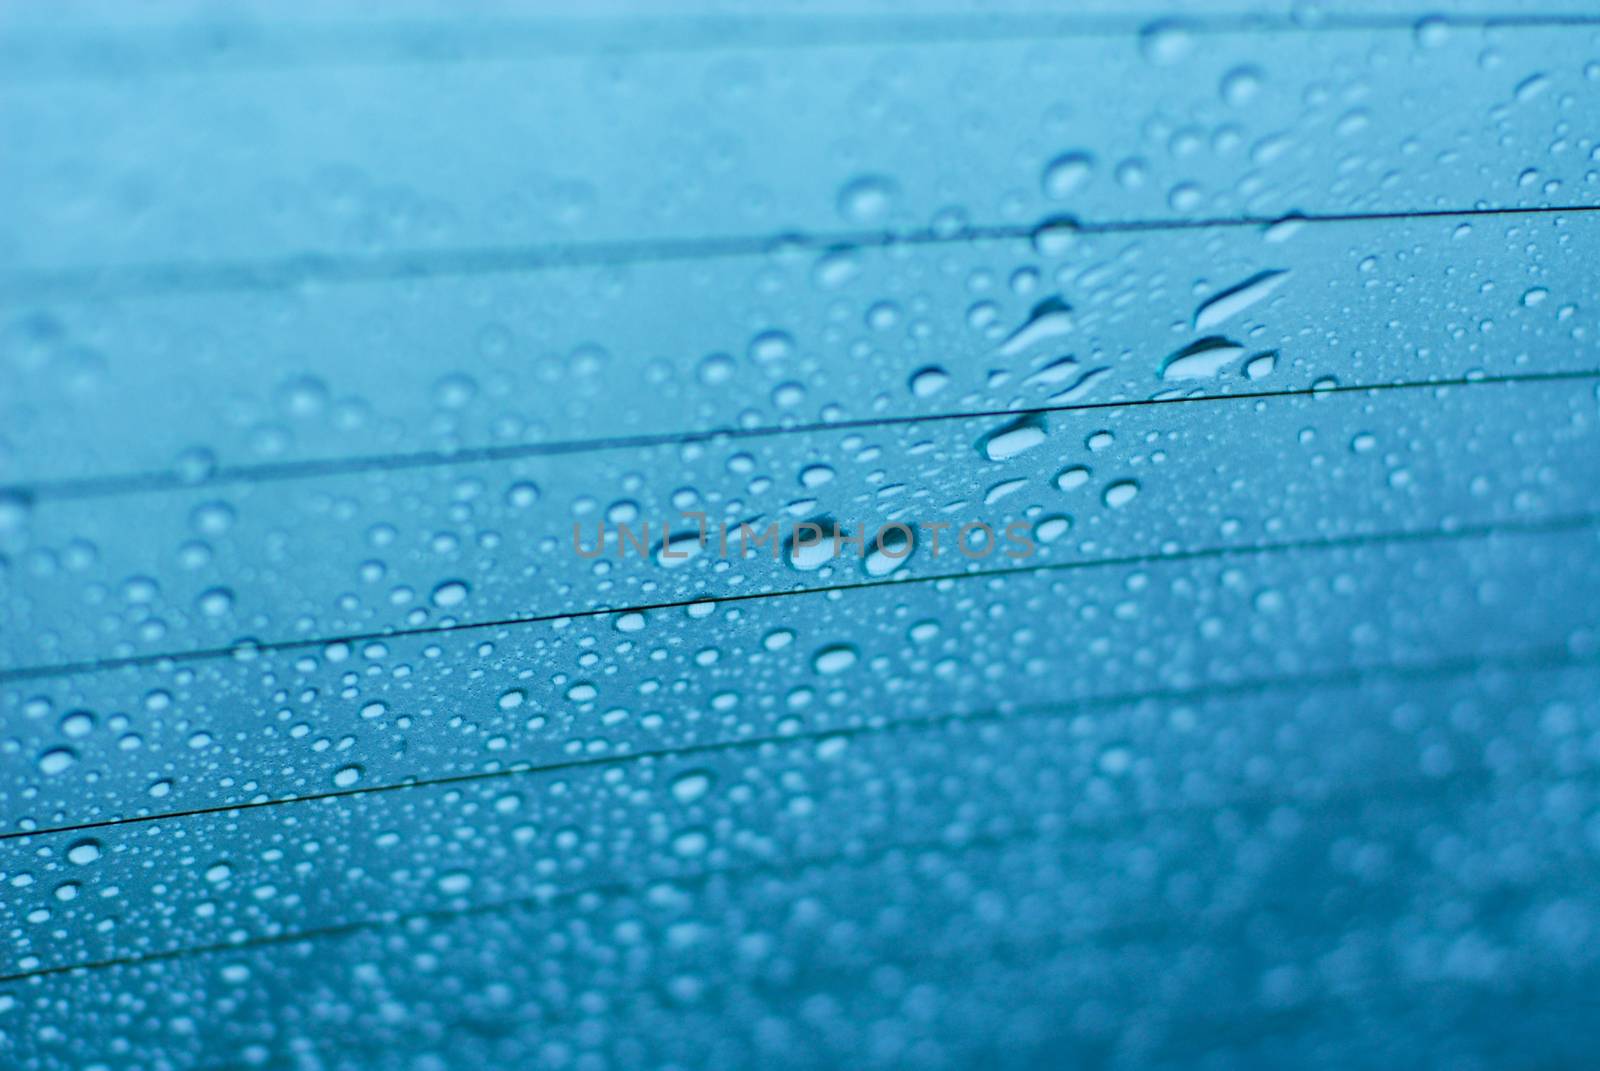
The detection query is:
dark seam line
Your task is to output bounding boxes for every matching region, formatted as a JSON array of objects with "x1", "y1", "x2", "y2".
[
  {"x1": 3, "y1": 508, "x2": 1596, "y2": 684},
  {"x1": 3, "y1": 638, "x2": 1590, "y2": 843},
  {"x1": 7, "y1": 367, "x2": 1597, "y2": 503},
  {"x1": 0, "y1": 751, "x2": 1551, "y2": 985},
  {"x1": 2, "y1": 203, "x2": 1594, "y2": 303},
  {"x1": 5, "y1": 10, "x2": 1600, "y2": 79}
]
